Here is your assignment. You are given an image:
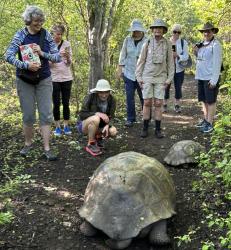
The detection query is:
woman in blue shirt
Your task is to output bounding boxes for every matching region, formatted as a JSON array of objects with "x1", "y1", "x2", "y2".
[
  {"x1": 117, "y1": 19, "x2": 147, "y2": 127},
  {"x1": 5, "y1": 5, "x2": 61, "y2": 160}
]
